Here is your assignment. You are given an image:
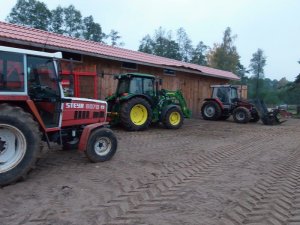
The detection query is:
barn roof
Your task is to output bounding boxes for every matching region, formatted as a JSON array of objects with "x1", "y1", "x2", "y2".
[{"x1": 0, "y1": 21, "x2": 239, "y2": 80}]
